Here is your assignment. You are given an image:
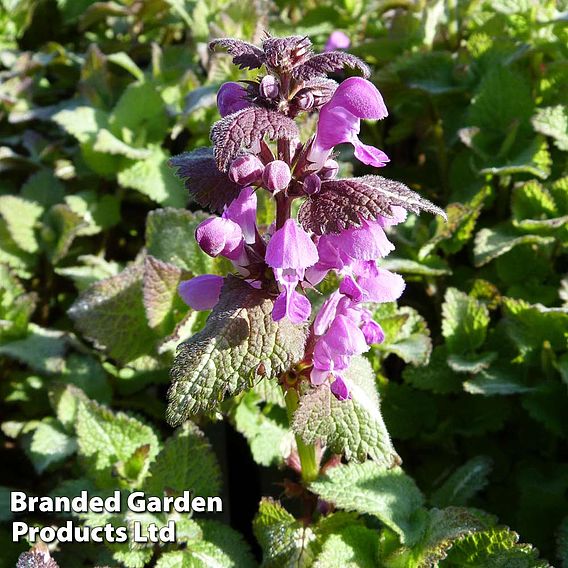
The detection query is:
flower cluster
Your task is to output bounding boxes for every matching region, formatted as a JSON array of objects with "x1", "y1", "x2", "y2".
[{"x1": 173, "y1": 34, "x2": 444, "y2": 401}]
